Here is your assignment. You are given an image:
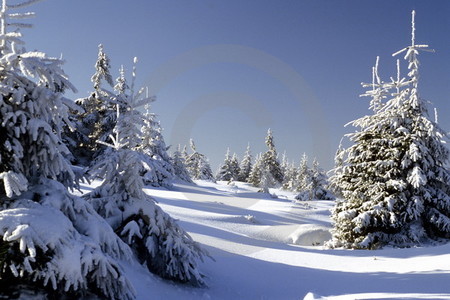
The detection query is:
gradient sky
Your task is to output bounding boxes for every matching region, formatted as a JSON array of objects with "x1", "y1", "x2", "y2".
[{"x1": 18, "y1": 0, "x2": 450, "y2": 171}]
